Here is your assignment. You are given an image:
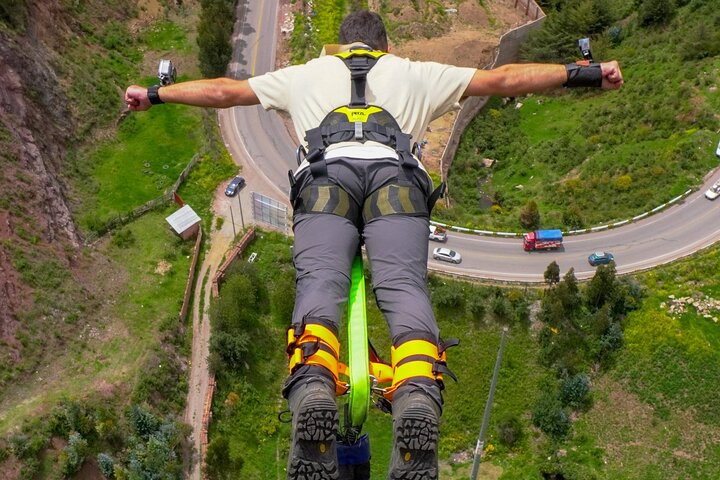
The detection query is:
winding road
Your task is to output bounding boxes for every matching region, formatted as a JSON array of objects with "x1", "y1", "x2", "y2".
[{"x1": 219, "y1": 0, "x2": 720, "y2": 284}]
